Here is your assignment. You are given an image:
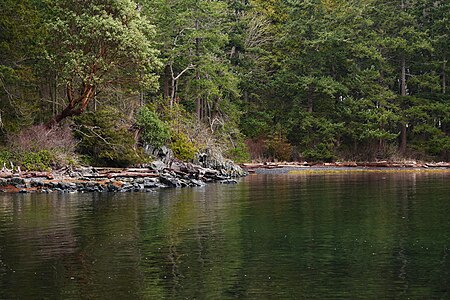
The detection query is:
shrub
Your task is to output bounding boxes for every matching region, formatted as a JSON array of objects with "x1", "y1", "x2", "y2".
[
  {"x1": 225, "y1": 141, "x2": 250, "y2": 163},
  {"x1": 136, "y1": 106, "x2": 171, "y2": 148},
  {"x1": 8, "y1": 124, "x2": 76, "y2": 154},
  {"x1": 21, "y1": 150, "x2": 54, "y2": 171},
  {"x1": 265, "y1": 134, "x2": 293, "y2": 162},
  {"x1": 0, "y1": 150, "x2": 14, "y2": 168},
  {"x1": 302, "y1": 143, "x2": 335, "y2": 162},
  {"x1": 74, "y1": 108, "x2": 143, "y2": 167},
  {"x1": 7, "y1": 124, "x2": 77, "y2": 168},
  {"x1": 170, "y1": 131, "x2": 198, "y2": 161},
  {"x1": 3, "y1": 124, "x2": 77, "y2": 170}
]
